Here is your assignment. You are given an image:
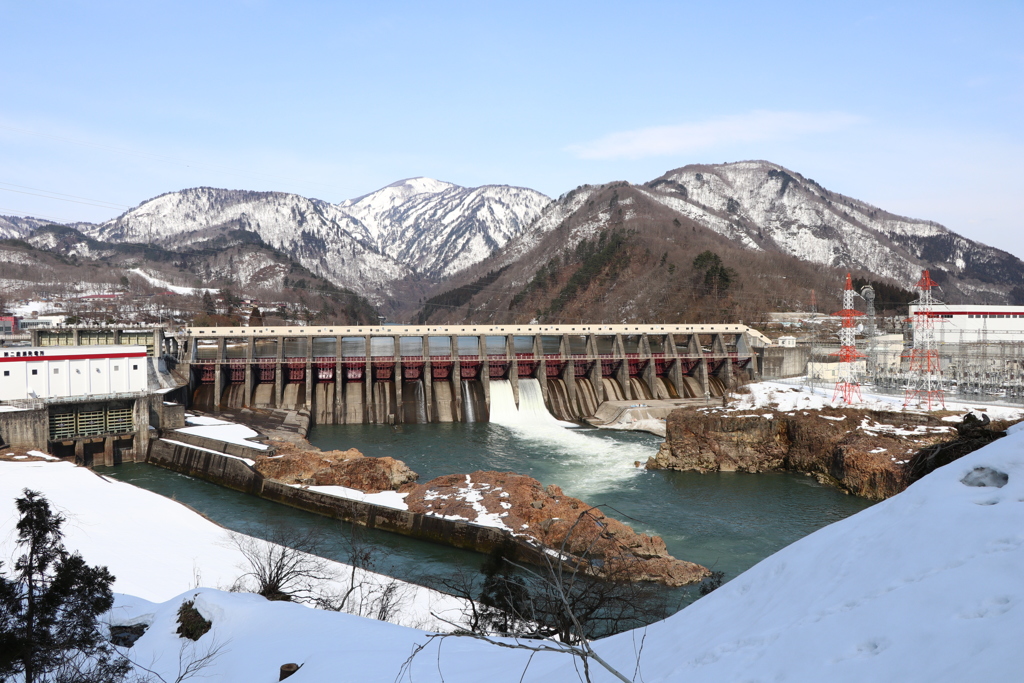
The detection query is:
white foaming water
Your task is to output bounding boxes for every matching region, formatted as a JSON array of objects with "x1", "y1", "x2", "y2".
[
  {"x1": 488, "y1": 379, "x2": 655, "y2": 497},
  {"x1": 461, "y1": 380, "x2": 476, "y2": 423},
  {"x1": 413, "y1": 381, "x2": 428, "y2": 424}
]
